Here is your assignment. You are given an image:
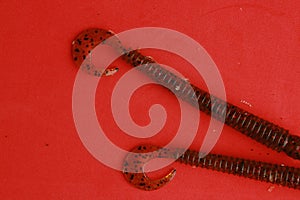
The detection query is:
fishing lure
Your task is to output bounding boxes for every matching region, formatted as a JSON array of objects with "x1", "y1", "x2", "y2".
[
  {"x1": 123, "y1": 144, "x2": 300, "y2": 190},
  {"x1": 71, "y1": 28, "x2": 300, "y2": 160},
  {"x1": 71, "y1": 28, "x2": 300, "y2": 190}
]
